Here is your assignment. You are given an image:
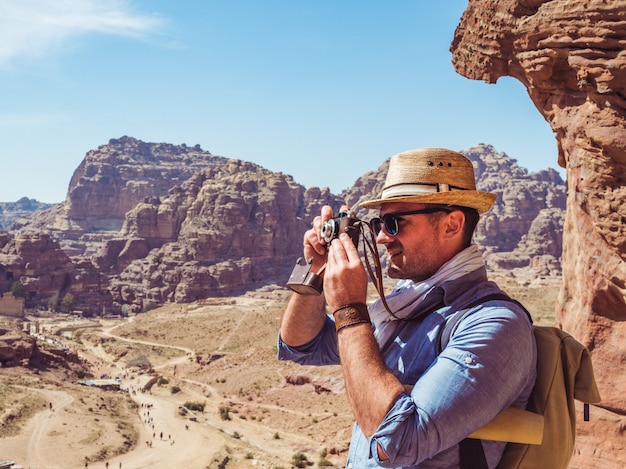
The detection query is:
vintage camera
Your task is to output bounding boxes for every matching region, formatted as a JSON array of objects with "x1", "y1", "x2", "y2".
[
  {"x1": 286, "y1": 212, "x2": 362, "y2": 295},
  {"x1": 320, "y1": 212, "x2": 361, "y2": 246}
]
